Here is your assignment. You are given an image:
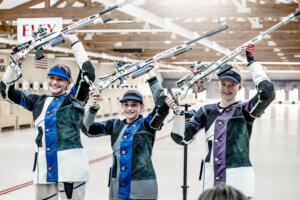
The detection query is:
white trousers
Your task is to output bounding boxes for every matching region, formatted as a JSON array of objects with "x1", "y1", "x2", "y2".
[{"x1": 35, "y1": 182, "x2": 86, "y2": 200}]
